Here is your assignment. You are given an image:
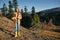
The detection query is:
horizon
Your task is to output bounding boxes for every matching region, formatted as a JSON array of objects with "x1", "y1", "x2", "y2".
[{"x1": 0, "y1": 0, "x2": 60, "y2": 12}]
